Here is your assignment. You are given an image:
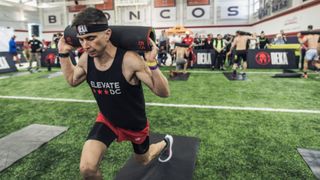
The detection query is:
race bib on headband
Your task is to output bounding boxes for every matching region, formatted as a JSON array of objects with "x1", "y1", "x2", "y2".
[{"x1": 76, "y1": 24, "x2": 109, "y2": 35}]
